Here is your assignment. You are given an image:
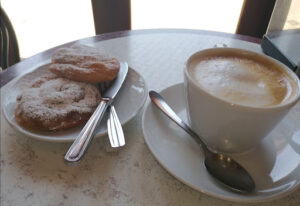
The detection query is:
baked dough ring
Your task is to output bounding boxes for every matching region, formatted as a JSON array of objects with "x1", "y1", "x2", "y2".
[
  {"x1": 14, "y1": 74, "x2": 100, "y2": 131},
  {"x1": 49, "y1": 44, "x2": 120, "y2": 83}
]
